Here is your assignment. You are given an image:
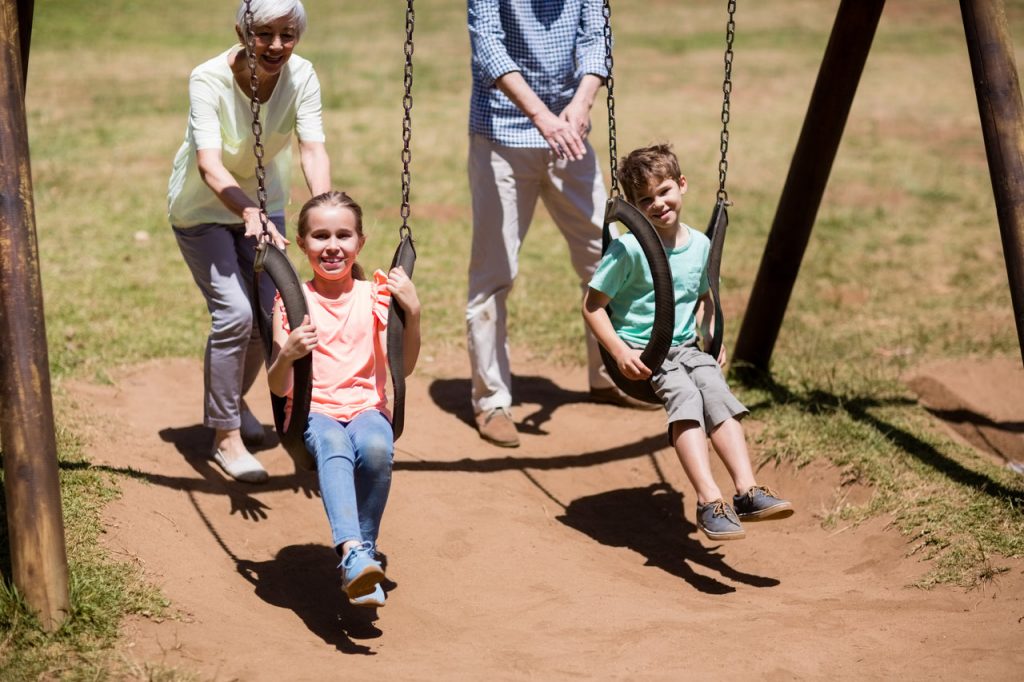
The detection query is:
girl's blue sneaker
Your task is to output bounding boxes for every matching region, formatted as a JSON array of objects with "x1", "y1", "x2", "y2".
[
  {"x1": 732, "y1": 486, "x2": 794, "y2": 521},
  {"x1": 339, "y1": 542, "x2": 385, "y2": 599},
  {"x1": 696, "y1": 499, "x2": 745, "y2": 540}
]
